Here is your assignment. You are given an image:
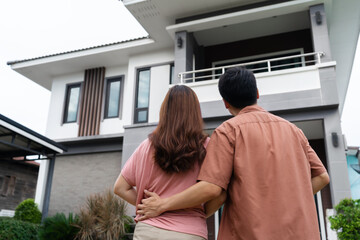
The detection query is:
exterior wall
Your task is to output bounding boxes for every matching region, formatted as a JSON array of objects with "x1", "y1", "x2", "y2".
[
  {"x1": 45, "y1": 52, "x2": 173, "y2": 140},
  {"x1": 192, "y1": 62, "x2": 337, "y2": 118},
  {"x1": 100, "y1": 65, "x2": 129, "y2": 135},
  {"x1": 148, "y1": 65, "x2": 171, "y2": 123},
  {"x1": 46, "y1": 72, "x2": 84, "y2": 140},
  {"x1": 123, "y1": 49, "x2": 174, "y2": 125},
  {"x1": 326, "y1": 0, "x2": 360, "y2": 112},
  {"x1": 48, "y1": 151, "x2": 122, "y2": 216},
  {"x1": 279, "y1": 108, "x2": 351, "y2": 205},
  {"x1": 0, "y1": 160, "x2": 38, "y2": 210}
]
